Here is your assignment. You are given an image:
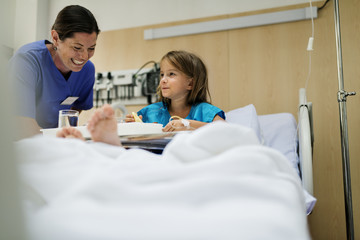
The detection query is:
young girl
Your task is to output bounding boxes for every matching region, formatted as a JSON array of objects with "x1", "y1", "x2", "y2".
[
  {"x1": 126, "y1": 50, "x2": 225, "y2": 132},
  {"x1": 56, "y1": 51, "x2": 224, "y2": 144}
]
